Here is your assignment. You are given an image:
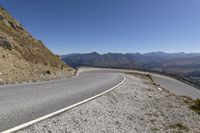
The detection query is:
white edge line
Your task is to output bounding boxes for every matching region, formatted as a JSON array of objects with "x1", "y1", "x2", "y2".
[
  {"x1": 2, "y1": 74, "x2": 127, "y2": 133},
  {"x1": 158, "y1": 87, "x2": 162, "y2": 91}
]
